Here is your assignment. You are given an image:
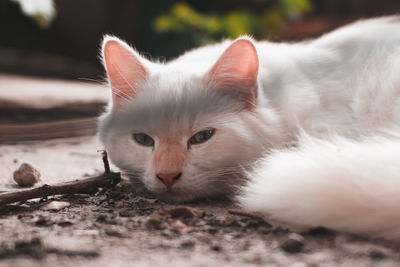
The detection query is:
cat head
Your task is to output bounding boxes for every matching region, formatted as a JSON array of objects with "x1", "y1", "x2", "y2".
[{"x1": 98, "y1": 35, "x2": 282, "y2": 202}]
